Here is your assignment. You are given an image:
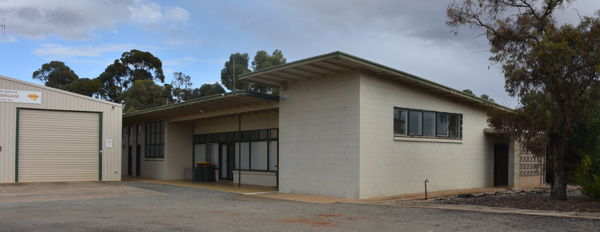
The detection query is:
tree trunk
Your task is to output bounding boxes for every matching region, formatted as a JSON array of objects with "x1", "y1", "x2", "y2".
[{"x1": 549, "y1": 112, "x2": 570, "y2": 200}]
